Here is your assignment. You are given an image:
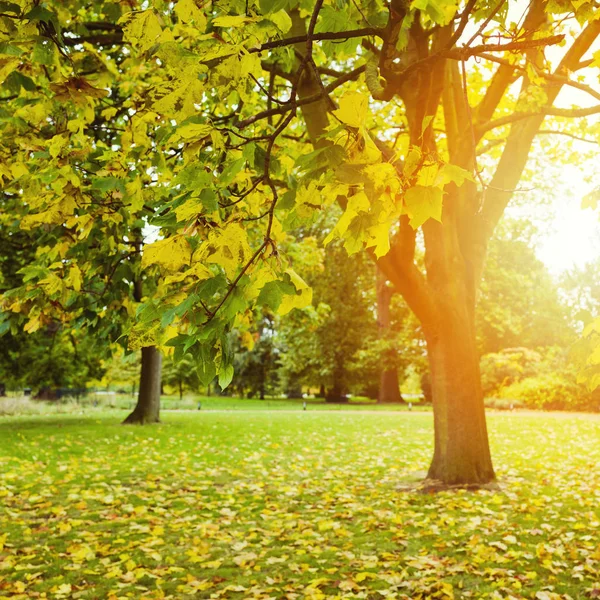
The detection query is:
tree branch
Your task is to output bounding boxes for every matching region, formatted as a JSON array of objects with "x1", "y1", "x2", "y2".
[
  {"x1": 477, "y1": 103, "x2": 600, "y2": 136},
  {"x1": 475, "y1": 52, "x2": 600, "y2": 103},
  {"x1": 251, "y1": 27, "x2": 383, "y2": 53}
]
